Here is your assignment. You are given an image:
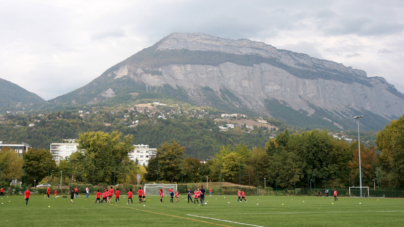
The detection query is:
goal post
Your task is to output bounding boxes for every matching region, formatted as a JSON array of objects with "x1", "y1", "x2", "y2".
[
  {"x1": 144, "y1": 184, "x2": 177, "y2": 196},
  {"x1": 349, "y1": 186, "x2": 369, "y2": 197}
]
